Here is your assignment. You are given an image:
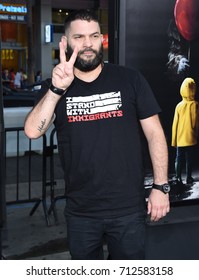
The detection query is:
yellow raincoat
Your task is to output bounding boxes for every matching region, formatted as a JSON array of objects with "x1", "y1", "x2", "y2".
[{"x1": 171, "y1": 78, "x2": 199, "y2": 147}]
